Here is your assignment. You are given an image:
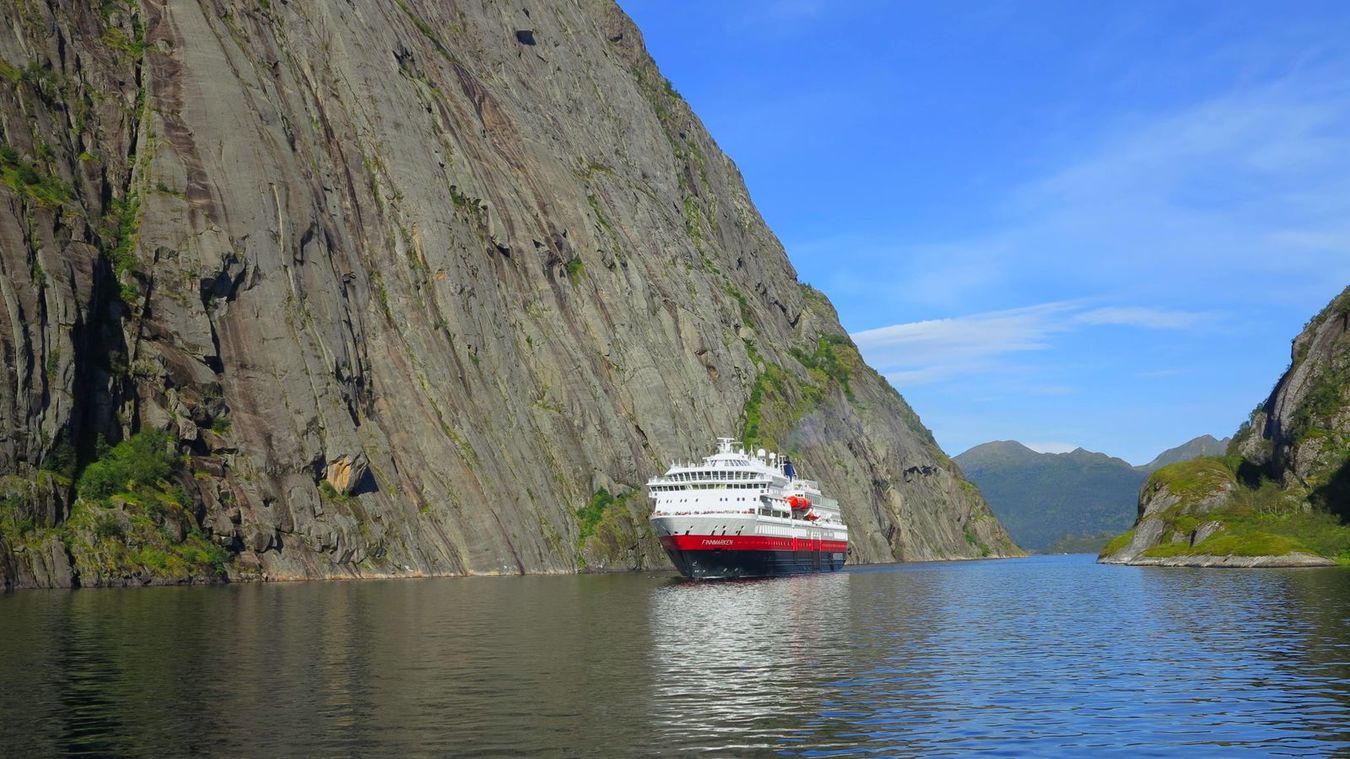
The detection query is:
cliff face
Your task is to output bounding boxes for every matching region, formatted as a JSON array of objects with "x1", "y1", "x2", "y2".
[
  {"x1": 1234, "y1": 286, "x2": 1350, "y2": 511},
  {"x1": 1100, "y1": 286, "x2": 1350, "y2": 567},
  {"x1": 0, "y1": 0, "x2": 1019, "y2": 589}
]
